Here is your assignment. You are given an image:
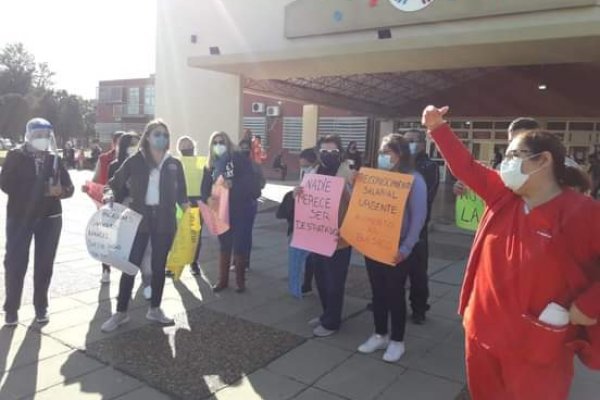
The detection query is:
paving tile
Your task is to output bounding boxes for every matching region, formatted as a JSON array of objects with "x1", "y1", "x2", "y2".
[
  {"x1": 430, "y1": 261, "x2": 467, "y2": 286},
  {"x1": 115, "y1": 386, "x2": 172, "y2": 400},
  {"x1": 0, "y1": 351, "x2": 104, "y2": 399},
  {"x1": 239, "y1": 296, "x2": 319, "y2": 327},
  {"x1": 30, "y1": 367, "x2": 144, "y2": 400},
  {"x1": 17, "y1": 297, "x2": 85, "y2": 321},
  {"x1": 413, "y1": 342, "x2": 466, "y2": 383},
  {"x1": 212, "y1": 369, "x2": 305, "y2": 400},
  {"x1": 405, "y1": 315, "x2": 461, "y2": 343},
  {"x1": 377, "y1": 369, "x2": 463, "y2": 400},
  {"x1": 315, "y1": 354, "x2": 405, "y2": 400},
  {"x1": 267, "y1": 340, "x2": 352, "y2": 384},
  {"x1": 292, "y1": 387, "x2": 345, "y2": 400},
  {"x1": 0, "y1": 326, "x2": 72, "y2": 373},
  {"x1": 28, "y1": 304, "x2": 111, "y2": 334},
  {"x1": 428, "y1": 298, "x2": 461, "y2": 321},
  {"x1": 50, "y1": 316, "x2": 147, "y2": 351}
]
